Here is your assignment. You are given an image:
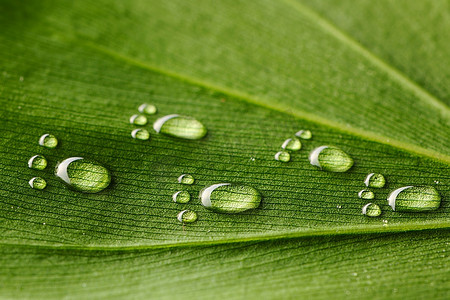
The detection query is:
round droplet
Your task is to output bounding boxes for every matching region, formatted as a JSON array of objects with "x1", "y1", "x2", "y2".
[
  {"x1": 129, "y1": 114, "x2": 148, "y2": 126},
  {"x1": 39, "y1": 134, "x2": 58, "y2": 148},
  {"x1": 362, "y1": 203, "x2": 381, "y2": 217},
  {"x1": 358, "y1": 189, "x2": 374, "y2": 200},
  {"x1": 387, "y1": 186, "x2": 441, "y2": 212},
  {"x1": 153, "y1": 114, "x2": 207, "y2": 140},
  {"x1": 309, "y1": 146, "x2": 353, "y2": 172},
  {"x1": 275, "y1": 151, "x2": 290, "y2": 162},
  {"x1": 178, "y1": 174, "x2": 195, "y2": 185},
  {"x1": 199, "y1": 183, "x2": 262, "y2": 214},
  {"x1": 28, "y1": 155, "x2": 47, "y2": 170},
  {"x1": 177, "y1": 210, "x2": 198, "y2": 223},
  {"x1": 173, "y1": 191, "x2": 191, "y2": 203},
  {"x1": 281, "y1": 137, "x2": 301, "y2": 151},
  {"x1": 295, "y1": 130, "x2": 312, "y2": 140},
  {"x1": 138, "y1": 103, "x2": 157, "y2": 115},
  {"x1": 29, "y1": 177, "x2": 47, "y2": 190},
  {"x1": 131, "y1": 129, "x2": 150, "y2": 140},
  {"x1": 55, "y1": 157, "x2": 111, "y2": 193},
  {"x1": 364, "y1": 173, "x2": 385, "y2": 188}
]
